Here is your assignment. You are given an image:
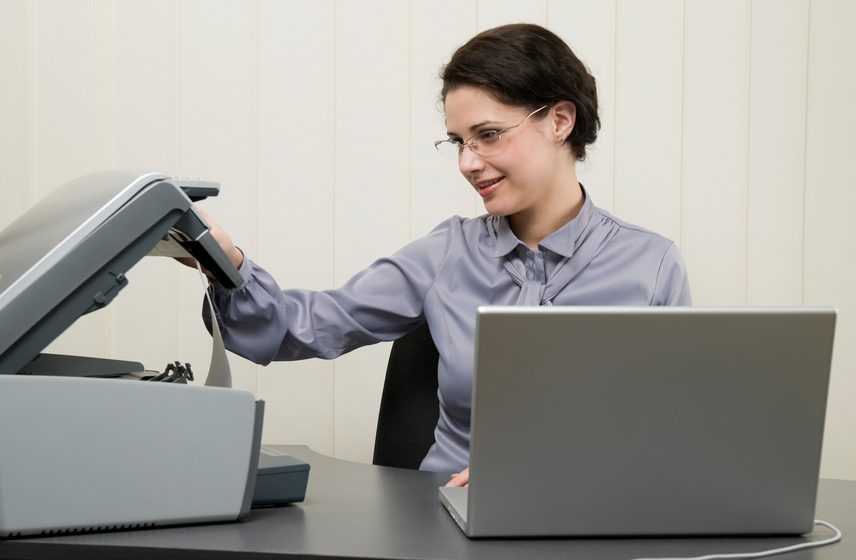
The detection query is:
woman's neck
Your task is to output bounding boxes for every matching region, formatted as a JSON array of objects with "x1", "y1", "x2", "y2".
[{"x1": 509, "y1": 180, "x2": 585, "y2": 250}]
